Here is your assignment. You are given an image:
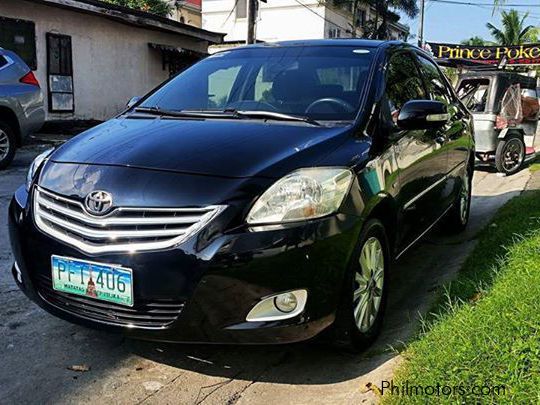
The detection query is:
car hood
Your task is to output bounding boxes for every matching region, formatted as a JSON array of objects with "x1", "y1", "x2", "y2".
[{"x1": 50, "y1": 117, "x2": 352, "y2": 178}]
